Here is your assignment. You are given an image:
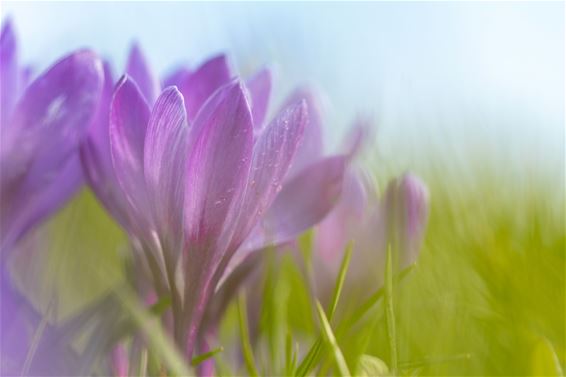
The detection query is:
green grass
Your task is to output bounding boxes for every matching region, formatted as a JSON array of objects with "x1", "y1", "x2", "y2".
[{"x1": 9, "y1": 157, "x2": 565, "y2": 376}]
